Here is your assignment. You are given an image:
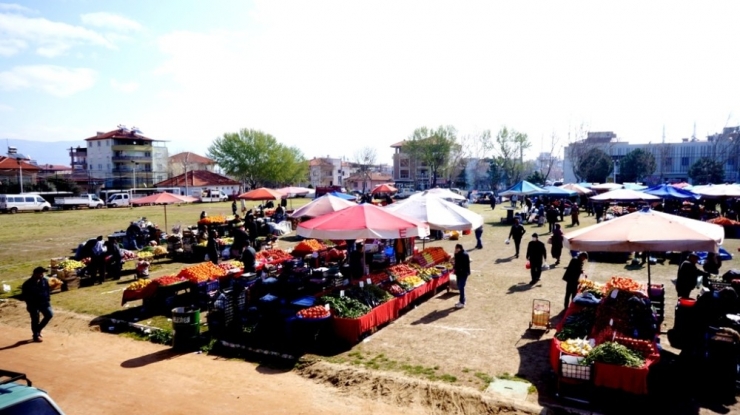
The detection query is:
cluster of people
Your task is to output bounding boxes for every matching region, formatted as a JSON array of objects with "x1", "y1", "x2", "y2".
[
  {"x1": 125, "y1": 218, "x2": 160, "y2": 251},
  {"x1": 75, "y1": 235, "x2": 124, "y2": 284}
]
